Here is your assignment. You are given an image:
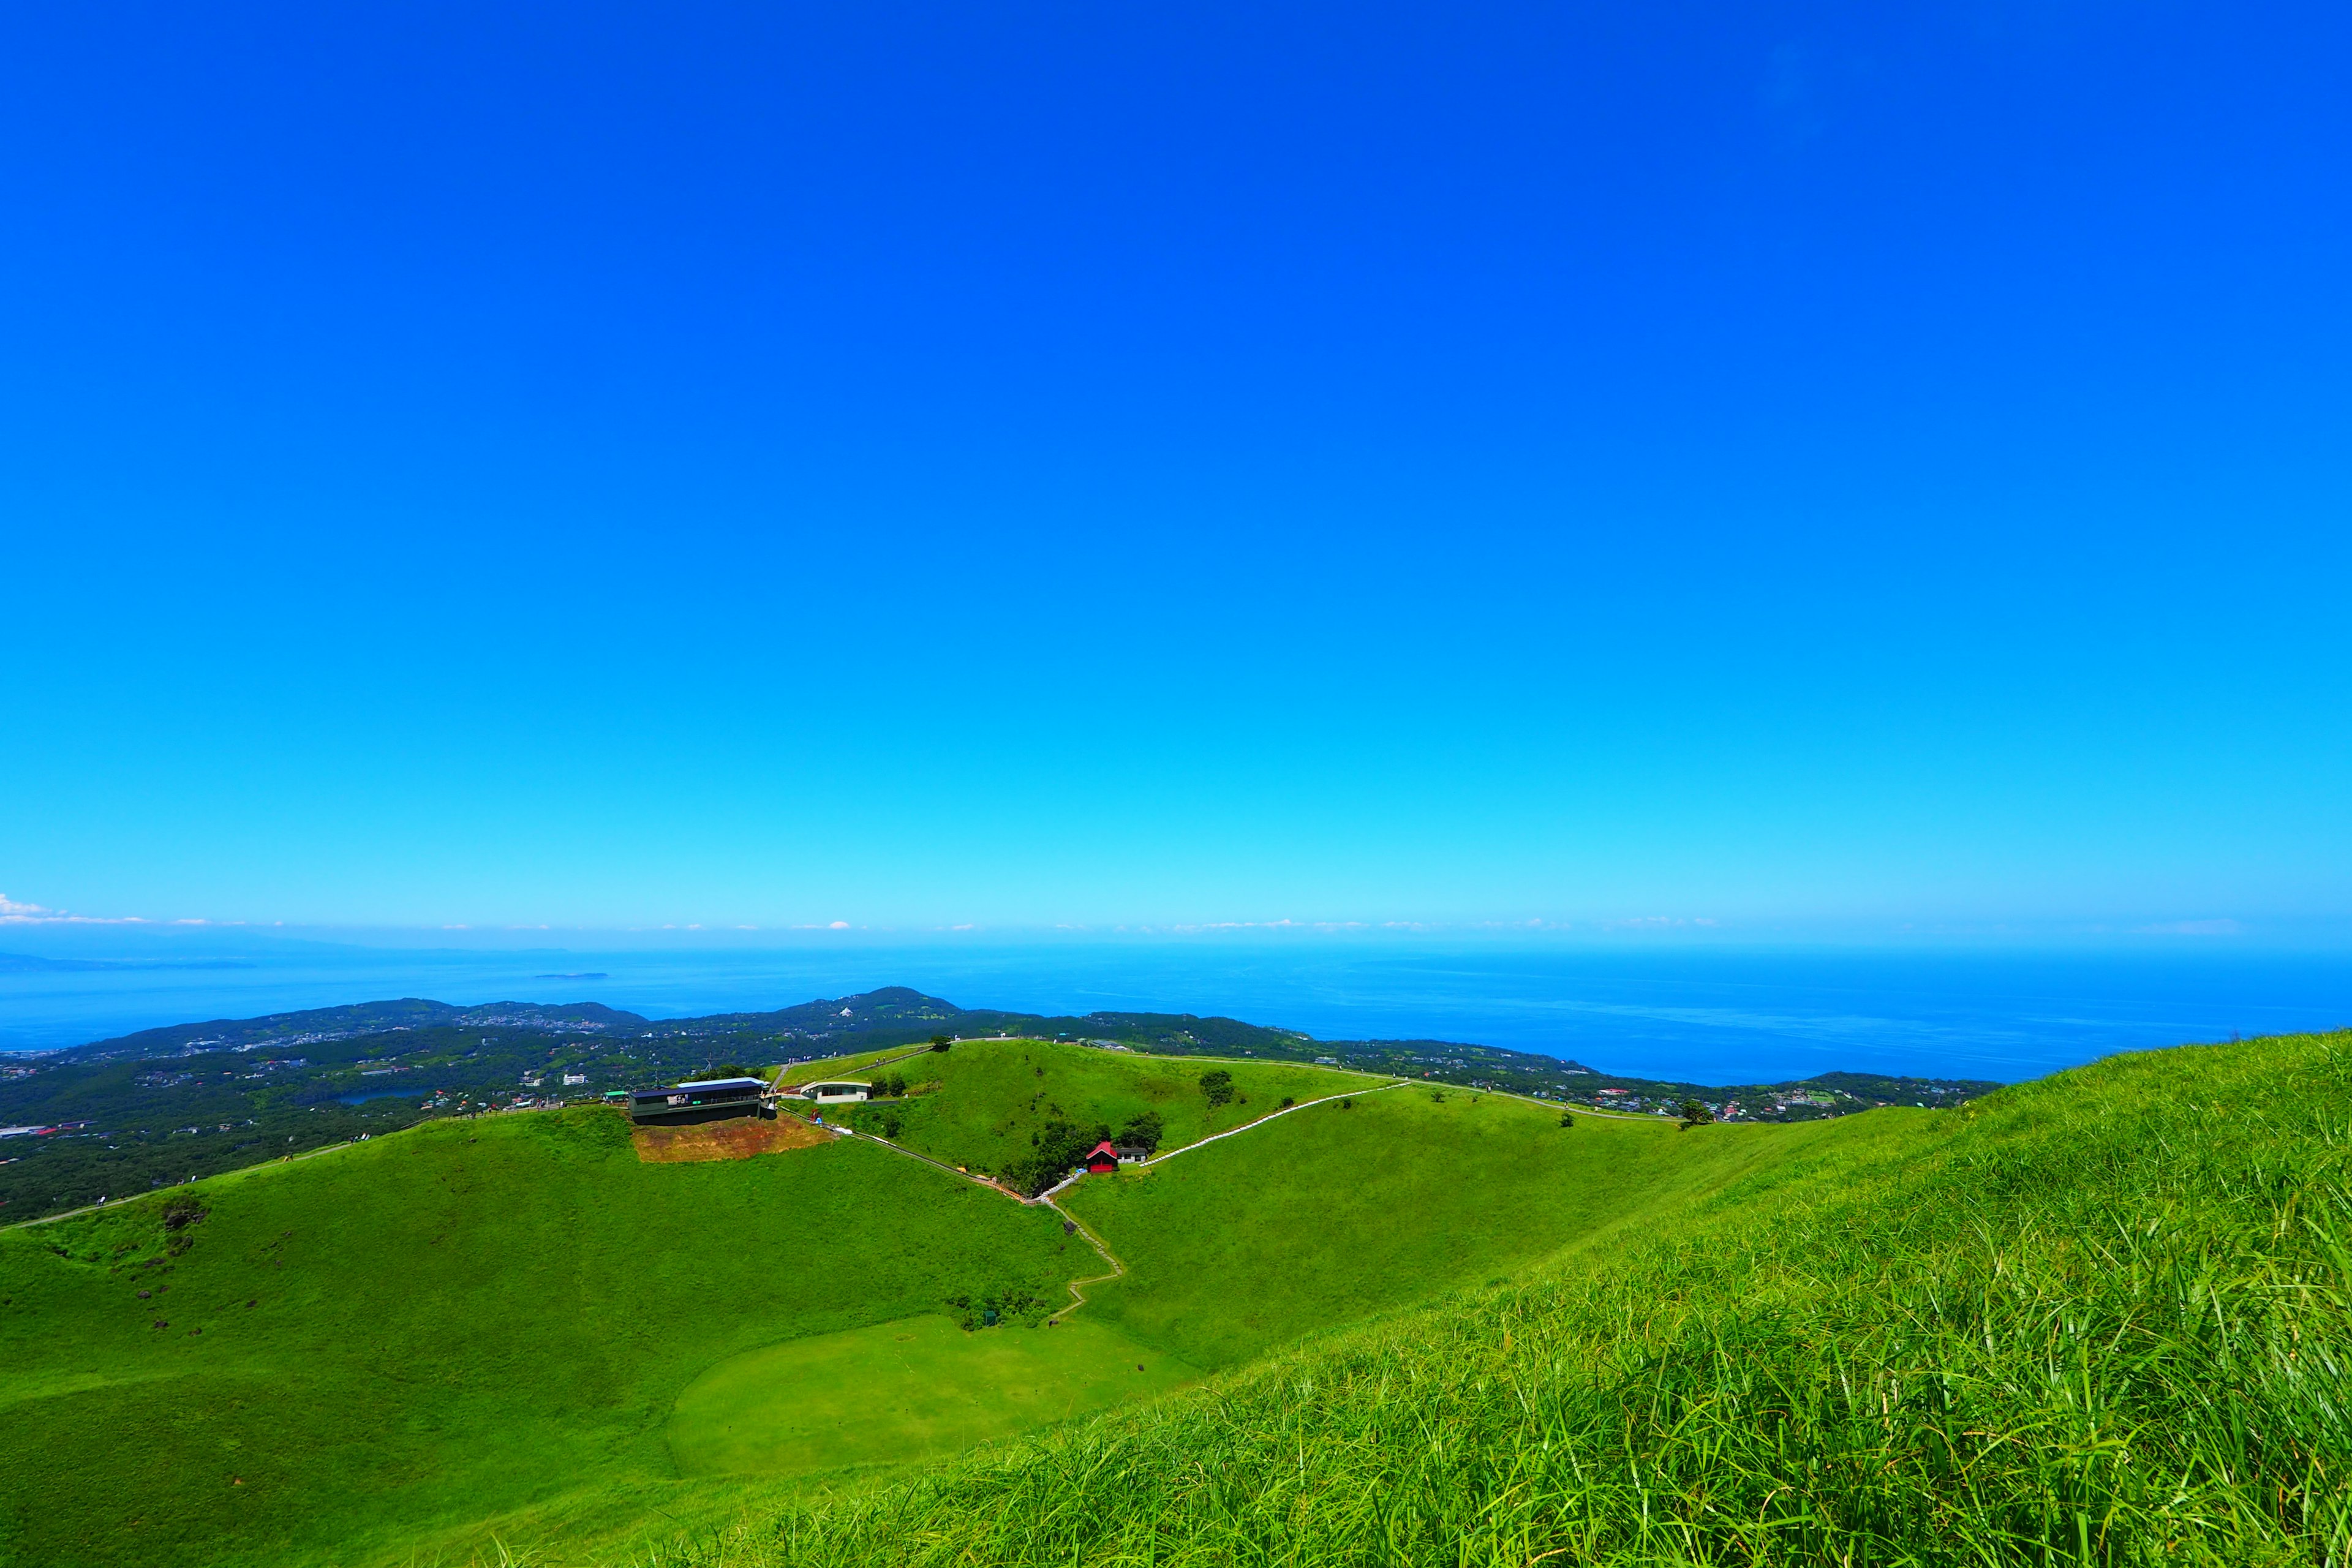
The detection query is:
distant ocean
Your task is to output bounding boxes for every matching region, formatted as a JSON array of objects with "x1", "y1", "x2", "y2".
[{"x1": 4, "y1": 940, "x2": 2348, "y2": 1085}]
